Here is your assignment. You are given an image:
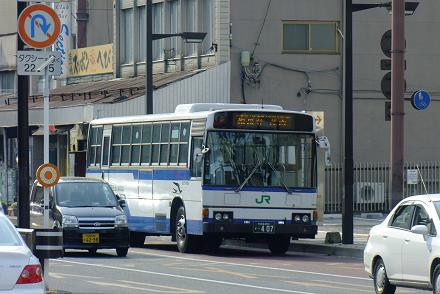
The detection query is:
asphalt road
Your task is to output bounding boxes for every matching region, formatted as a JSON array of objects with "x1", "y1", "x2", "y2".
[{"x1": 47, "y1": 240, "x2": 429, "y2": 294}]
